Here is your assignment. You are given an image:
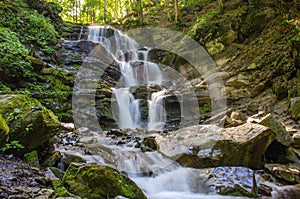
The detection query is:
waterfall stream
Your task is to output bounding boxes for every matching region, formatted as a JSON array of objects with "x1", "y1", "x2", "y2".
[
  {"x1": 82, "y1": 26, "x2": 244, "y2": 199},
  {"x1": 88, "y1": 26, "x2": 166, "y2": 130}
]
